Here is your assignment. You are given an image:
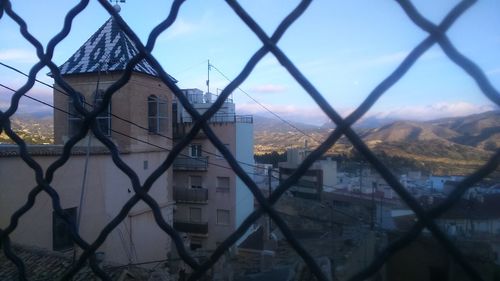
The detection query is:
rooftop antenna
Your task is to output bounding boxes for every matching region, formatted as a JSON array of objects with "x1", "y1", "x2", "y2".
[
  {"x1": 109, "y1": 0, "x2": 126, "y2": 12},
  {"x1": 207, "y1": 59, "x2": 211, "y2": 94}
]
